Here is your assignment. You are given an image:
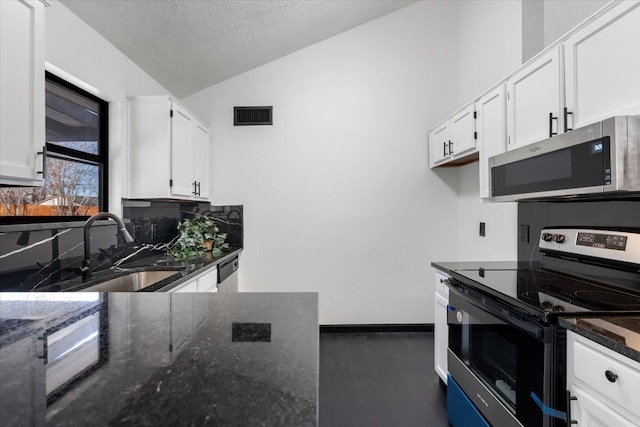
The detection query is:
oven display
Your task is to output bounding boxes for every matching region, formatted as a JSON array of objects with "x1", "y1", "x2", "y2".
[{"x1": 576, "y1": 232, "x2": 627, "y2": 251}]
